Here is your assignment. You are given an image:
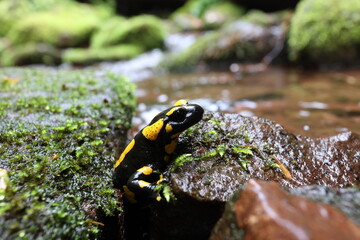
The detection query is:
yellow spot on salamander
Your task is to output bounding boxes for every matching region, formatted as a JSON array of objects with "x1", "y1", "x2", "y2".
[
  {"x1": 138, "y1": 180, "x2": 151, "y2": 188},
  {"x1": 114, "y1": 139, "x2": 135, "y2": 168},
  {"x1": 123, "y1": 185, "x2": 137, "y2": 203},
  {"x1": 164, "y1": 155, "x2": 170, "y2": 162},
  {"x1": 137, "y1": 166, "x2": 153, "y2": 175},
  {"x1": 165, "y1": 124, "x2": 173, "y2": 133},
  {"x1": 171, "y1": 132, "x2": 181, "y2": 139},
  {"x1": 173, "y1": 99, "x2": 188, "y2": 106},
  {"x1": 165, "y1": 140, "x2": 177, "y2": 154},
  {"x1": 156, "y1": 174, "x2": 164, "y2": 184},
  {"x1": 156, "y1": 196, "x2": 162, "y2": 202},
  {"x1": 165, "y1": 107, "x2": 179, "y2": 116},
  {"x1": 142, "y1": 119, "x2": 164, "y2": 141}
]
